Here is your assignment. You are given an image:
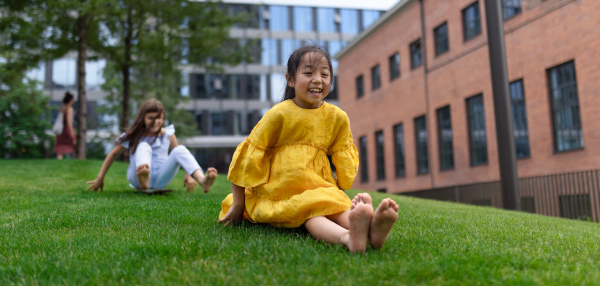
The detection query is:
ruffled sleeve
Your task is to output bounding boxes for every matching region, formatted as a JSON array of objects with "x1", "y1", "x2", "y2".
[
  {"x1": 116, "y1": 132, "x2": 129, "y2": 149},
  {"x1": 227, "y1": 110, "x2": 282, "y2": 188},
  {"x1": 164, "y1": 124, "x2": 175, "y2": 137},
  {"x1": 329, "y1": 114, "x2": 359, "y2": 190}
]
